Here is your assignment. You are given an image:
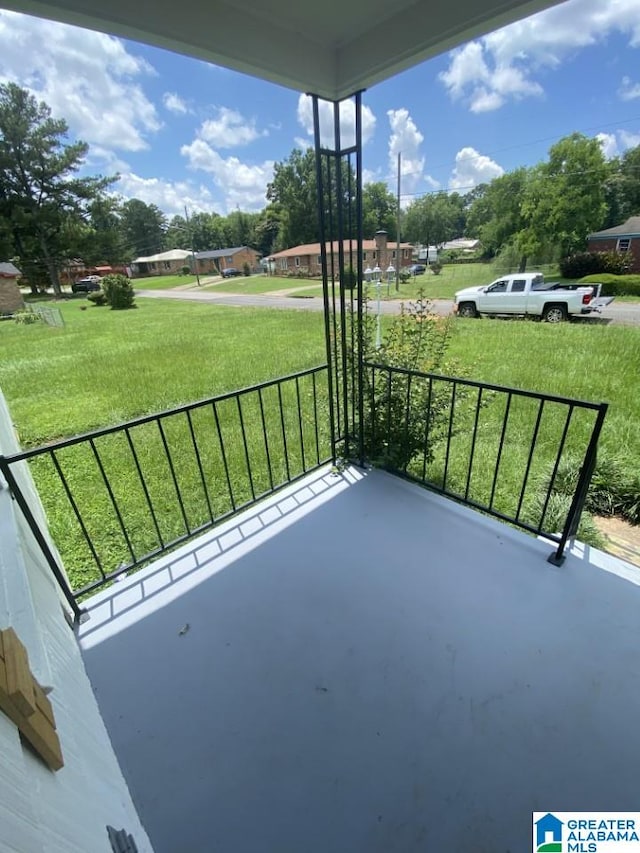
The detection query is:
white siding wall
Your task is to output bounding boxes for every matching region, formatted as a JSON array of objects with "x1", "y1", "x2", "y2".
[{"x1": 0, "y1": 391, "x2": 153, "y2": 853}]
